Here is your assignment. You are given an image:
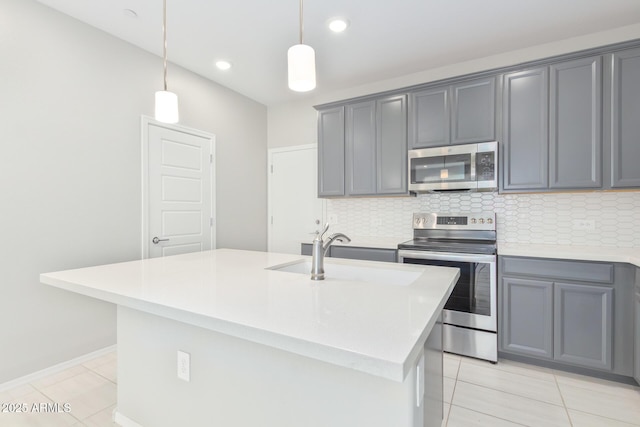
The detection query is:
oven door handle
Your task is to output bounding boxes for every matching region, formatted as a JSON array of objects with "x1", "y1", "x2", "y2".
[{"x1": 397, "y1": 250, "x2": 496, "y2": 264}]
